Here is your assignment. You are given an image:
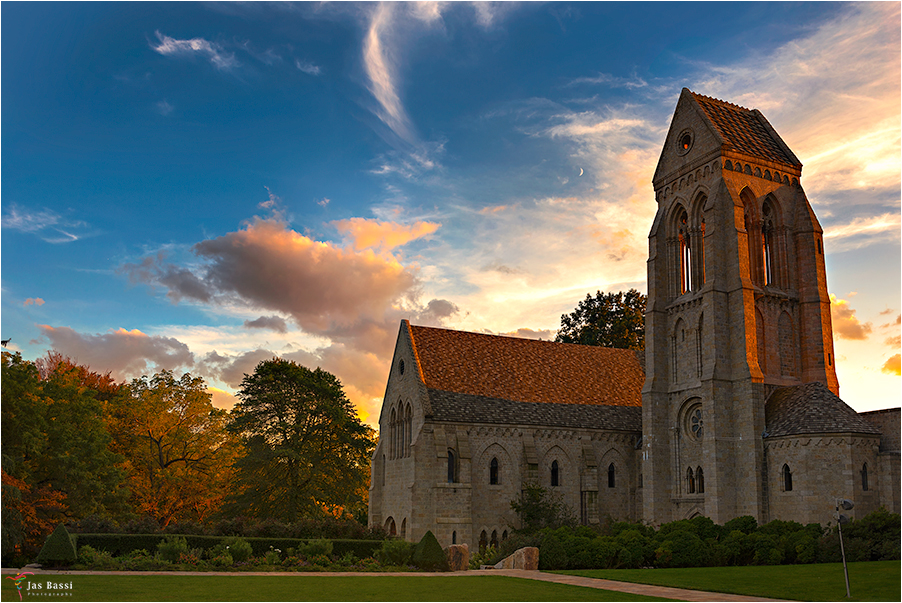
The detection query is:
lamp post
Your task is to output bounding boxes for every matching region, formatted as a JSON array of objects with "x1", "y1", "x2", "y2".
[{"x1": 835, "y1": 498, "x2": 854, "y2": 598}]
